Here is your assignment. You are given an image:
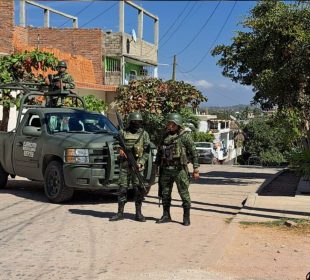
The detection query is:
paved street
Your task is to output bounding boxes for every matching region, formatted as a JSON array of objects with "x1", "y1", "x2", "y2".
[{"x1": 2, "y1": 165, "x2": 309, "y2": 280}]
